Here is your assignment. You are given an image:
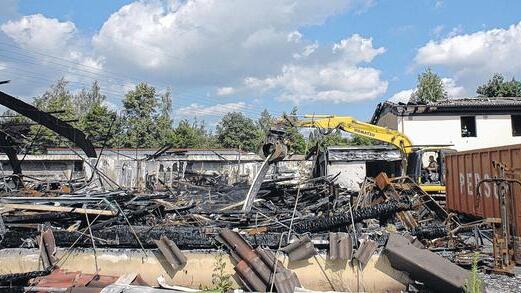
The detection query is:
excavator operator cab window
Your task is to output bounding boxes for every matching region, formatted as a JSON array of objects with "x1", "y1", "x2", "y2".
[{"x1": 421, "y1": 151, "x2": 441, "y2": 184}]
